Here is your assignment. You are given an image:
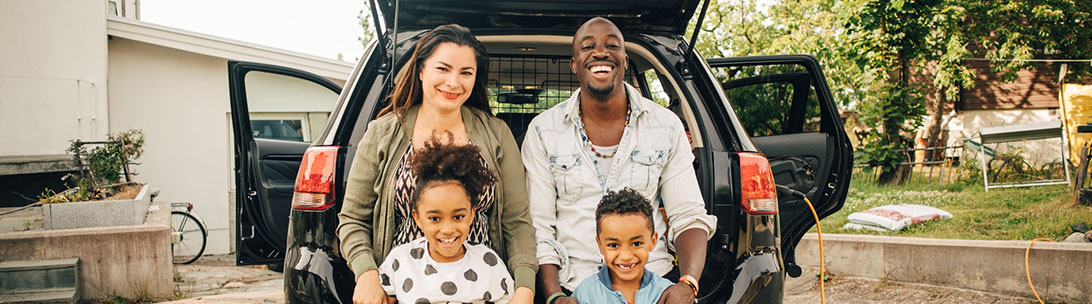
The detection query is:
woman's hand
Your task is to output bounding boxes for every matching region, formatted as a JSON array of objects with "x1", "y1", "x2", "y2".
[
  {"x1": 352, "y1": 270, "x2": 389, "y2": 304},
  {"x1": 509, "y1": 286, "x2": 534, "y2": 304}
]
